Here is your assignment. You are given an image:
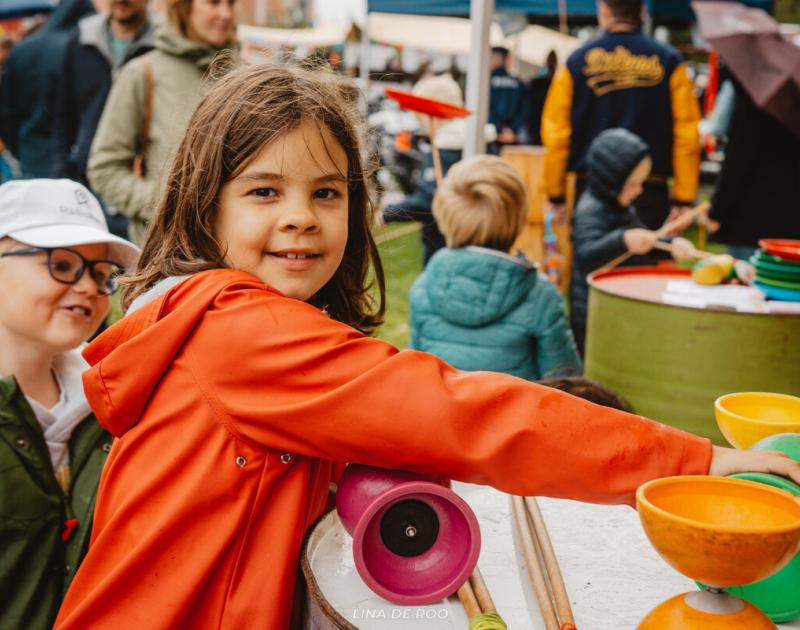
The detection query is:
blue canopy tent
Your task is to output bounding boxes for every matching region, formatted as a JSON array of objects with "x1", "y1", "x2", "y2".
[
  {"x1": 366, "y1": 0, "x2": 773, "y2": 22},
  {"x1": 0, "y1": 0, "x2": 57, "y2": 20}
]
